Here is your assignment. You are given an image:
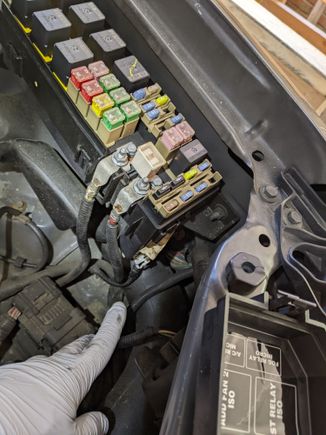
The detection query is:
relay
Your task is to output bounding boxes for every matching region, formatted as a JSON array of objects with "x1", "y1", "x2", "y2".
[
  {"x1": 88, "y1": 29, "x2": 127, "y2": 66},
  {"x1": 68, "y1": 1, "x2": 105, "y2": 38},
  {"x1": 52, "y1": 37, "x2": 94, "y2": 83},
  {"x1": 31, "y1": 9, "x2": 71, "y2": 55},
  {"x1": 11, "y1": 0, "x2": 52, "y2": 25},
  {"x1": 113, "y1": 55, "x2": 150, "y2": 92}
]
